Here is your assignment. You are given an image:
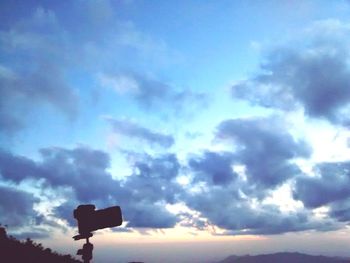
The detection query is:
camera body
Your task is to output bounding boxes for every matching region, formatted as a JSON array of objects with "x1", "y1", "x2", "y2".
[{"x1": 73, "y1": 204, "x2": 123, "y2": 238}]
